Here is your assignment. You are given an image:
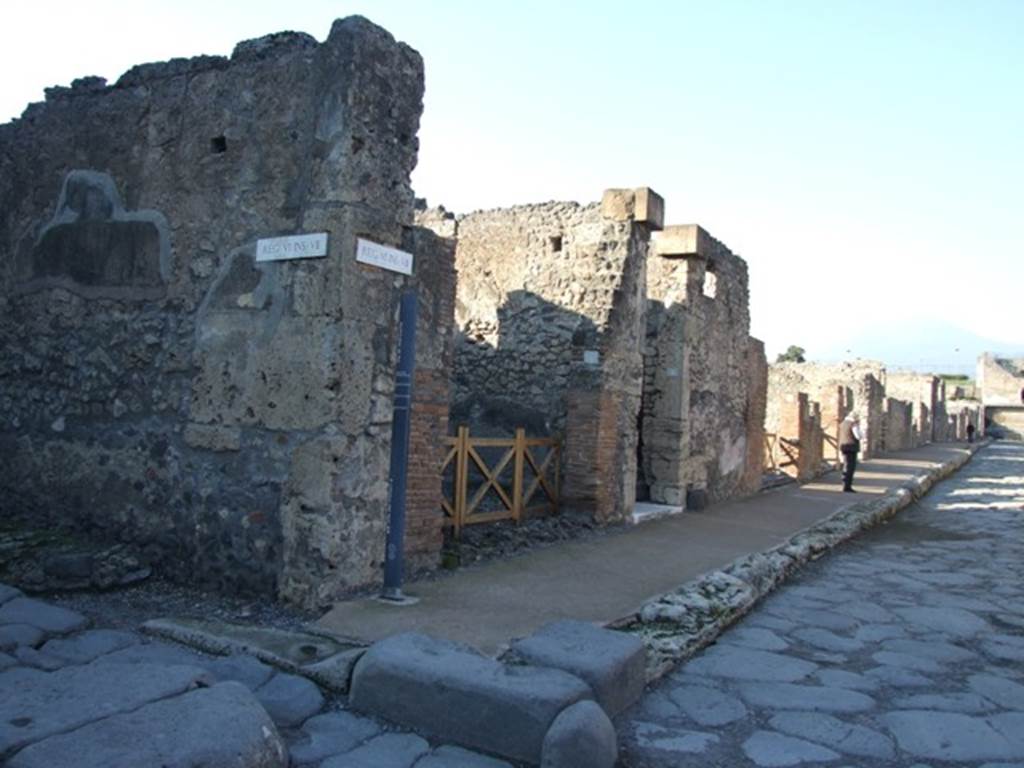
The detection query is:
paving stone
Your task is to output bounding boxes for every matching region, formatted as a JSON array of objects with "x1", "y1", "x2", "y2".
[
  {"x1": 739, "y1": 683, "x2": 875, "y2": 712},
  {"x1": 0, "y1": 652, "x2": 15, "y2": 670},
  {"x1": 349, "y1": 632, "x2": 592, "y2": 765},
  {"x1": 813, "y1": 669, "x2": 879, "y2": 692},
  {"x1": 970, "y1": 674, "x2": 1024, "y2": 710},
  {"x1": 769, "y1": 712, "x2": 894, "y2": 759},
  {"x1": 882, "y1": 638, "x2": 975, "y2": 662},
  {"x1": 854, "y1": 624, "x2": 906, "y2": 643},
  {"x1": 92, "y1": 639, "x2": 209, "y2": 667},
  {"x1": 883, "y1": 710, "x2": 1021, "y2": 761},
  {"x1": 40, "y1": 630, "x2": 138, "y2": 664},
  {"x1": 6, "y1": 681, "x2": 286, "y2": 768},
  {"x1": 666, "y1": 684, "x2": 748, "y2": 726},
  {"x1": 289, "y1": 711, "x2": 381, "y2": 765},
  {"x1": 0, "y1": 662, "x2": 209, "y2": 755},
  {"x1": 0, "y1": 624, "x2": 45, "y2": 652},
  {"x1": 686, "y1": 646, "x2": 817, "y2": 682},
  {"x1": 206, "y1": 653, "x2": 274, "y2": 689},
  {"x1": 722, "y1": 627, "x2": 790, "y2": 652},
  {"x1": 632, "y1": 722, "x2": 719, "y2": 754},
  {"x1": 321, "y1": 733, "x2": 429, "y2": 768},
  {"x1": 870, "y1": 651, "x2": 943, "y2": 674},
  {"x1": 13, "y1": 646, "x2": 65, "y2": 671},
  {"x1": 742, "y1": 730, "x2": 840, "y2": 767},
  {"x1": 865, "y1": 666, "x2": 933, "y2": 687},
  {"x1": 0, "y1": 598, "x2": 87, "y2": 635},
  {"x1": 511, "y1": 620, "x2": 646, "y2": 717},
  {"x1": 829, "y1": 600, "x2": 897, "y2": 623},
  {"x1": 793, "y1": 628, "x2": 863, "y2": 654},
  {"x1": 540, "y1": 700, "x2": 617, "y2": 768},
  {"x1": 766, "y1": 607, "x2": 859, "y2": 632},
  {"x1": 416, "y1": 745, "x2": 513, "y2": 768},
  {"x1": 746, "y1": 615, "x2": 799, "y2": 632},
  {"x1": 991, "y1": 712, "x2": 1024, "y2": 753},
  {"x1": 632, "y1": 691, "x2": 679, "y2": 721},
  {"x1": 895, "y1": 607, "x2": 991, "y2": 636},
  {"x1": 893, "y1": 692, "x2": 998, "y2": 713},
  {"x1": 809, "y1": 652, "x2": 848, "y2": 664},
  {"x1": 0, "y1": 584, "x2": 23, "y2": 605},
  {"x1": 983, "y1": 640, "x2": 1024, "y2": 662},
  {"x1": 255, "y1": 672, "x2": 325, "y2": 727}
]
